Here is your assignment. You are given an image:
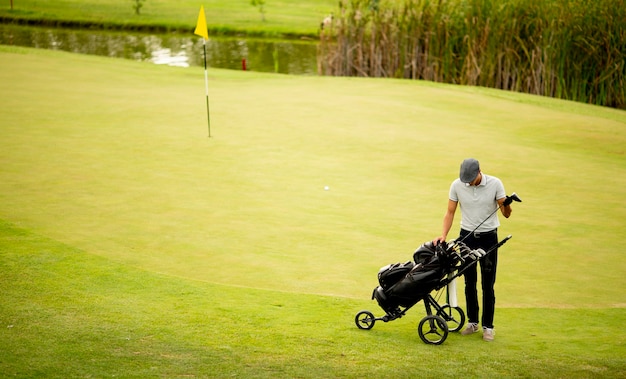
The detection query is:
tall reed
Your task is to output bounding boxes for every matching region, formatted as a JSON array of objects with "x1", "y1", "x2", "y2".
[{"x1": 318, "y1": 0, "x2": 626, "y2": 109}]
